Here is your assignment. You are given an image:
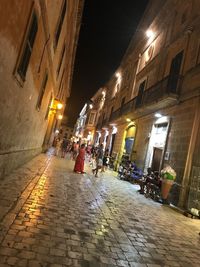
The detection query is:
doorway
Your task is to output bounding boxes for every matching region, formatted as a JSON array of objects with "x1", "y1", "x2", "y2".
[
  {"x1": 144, "y1": 119, "x2": 170, "y2": 172},
  {"x1": 167, "y1": 50, "x2": 183, "y2": 93},
  {"x1": 151, "y1": 147, "x2": 163, "y2": 171}
]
